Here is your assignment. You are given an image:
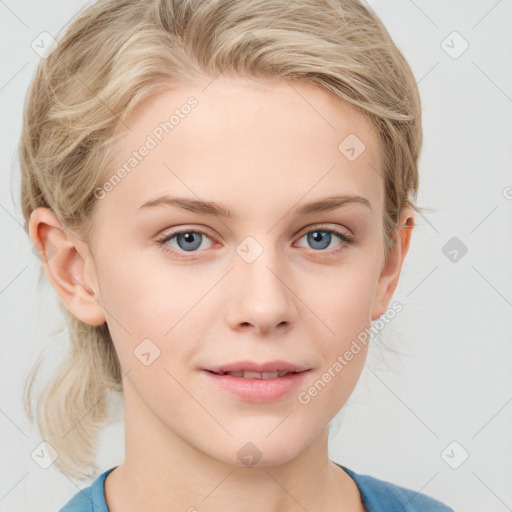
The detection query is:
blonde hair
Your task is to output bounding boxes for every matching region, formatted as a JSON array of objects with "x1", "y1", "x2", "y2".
[{"x1": 19, "y1": 0, "x2": 423, "y2": 479}]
